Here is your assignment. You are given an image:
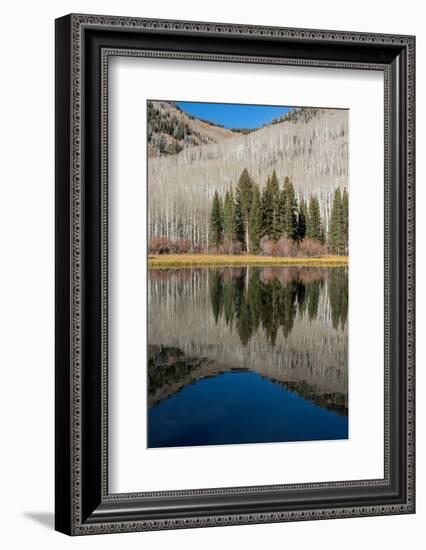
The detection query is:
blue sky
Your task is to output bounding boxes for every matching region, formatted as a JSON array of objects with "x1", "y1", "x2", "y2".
[{"x1": 176, "y1": 102, "x2": 293, "y2": 130}]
